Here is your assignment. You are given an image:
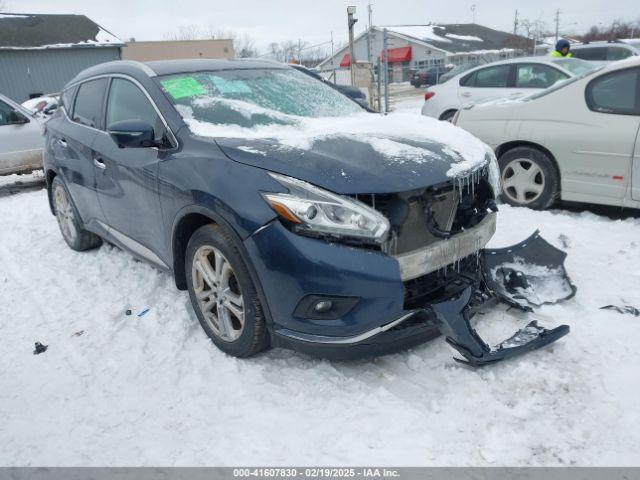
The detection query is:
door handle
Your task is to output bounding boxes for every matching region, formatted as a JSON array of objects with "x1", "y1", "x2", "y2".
[
  {"x1": 93, "y1": 156, "x2": 106, "y2": 169},
  {"x1": 56, "y1": 138, "x2": 68, "y2": 148},
  {"x1": 461, "y1": 92, "x2": 472, "y2": 98}
]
